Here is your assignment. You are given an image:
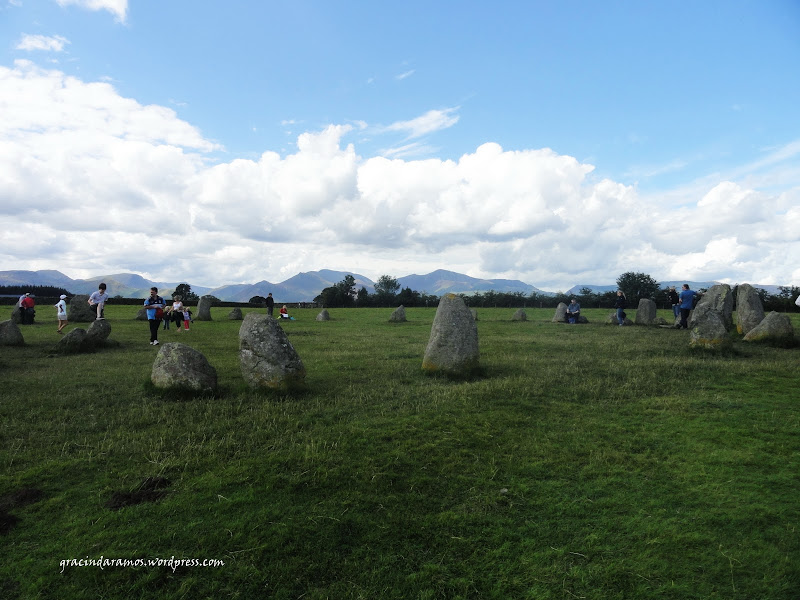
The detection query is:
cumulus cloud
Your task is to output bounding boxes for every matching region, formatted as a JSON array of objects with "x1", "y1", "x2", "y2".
[
  {"x1": 16, "y1": 35, "x2": 70, "y2": 52},
  {"x1": 55, "y1": 0, "x2": 127, "y2": 22},
  {"x1": 0, "y1": 61, "x2": 798, "y2": 289}
]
